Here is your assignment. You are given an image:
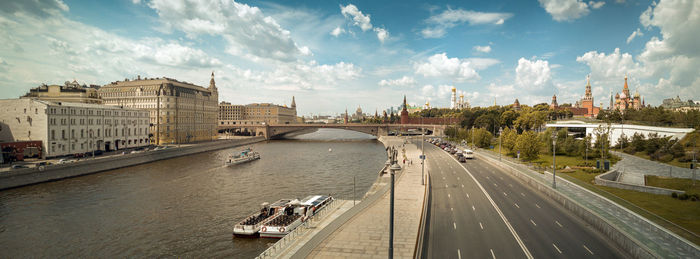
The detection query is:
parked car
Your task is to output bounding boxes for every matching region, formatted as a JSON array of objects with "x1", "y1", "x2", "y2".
[
  {"x1": 458, "y1": 156, "x2": 467, "y2": 163},
  {"x1": 73, "y1": 153, "x2": 85, "y2": 158},
  {"x1": 93, "y1": 150, "x2": 104, "y2": 156},
  {"x1": 36, "y1": 161, "x2": 51, "y2": 167},
  {"x1": 11, "y1": 164, "x2": 29, "y2": 169}
]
